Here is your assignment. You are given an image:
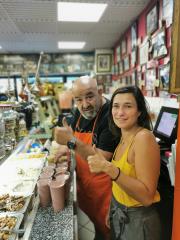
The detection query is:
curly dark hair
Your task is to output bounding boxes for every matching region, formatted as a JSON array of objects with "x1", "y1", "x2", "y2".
[{"x1": 108, "y1": 86, "x2": 152, "y2": 137}]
